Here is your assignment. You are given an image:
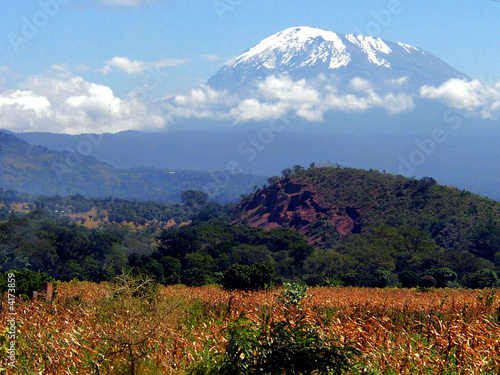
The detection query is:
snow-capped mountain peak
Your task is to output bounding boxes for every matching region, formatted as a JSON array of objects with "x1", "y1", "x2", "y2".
[
  {"x1": 235, "y1": 26, "x2": 348, "y2": 68},
  {"x1": 208, "y1": 26, "x2": 468, "y2": 92}
]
